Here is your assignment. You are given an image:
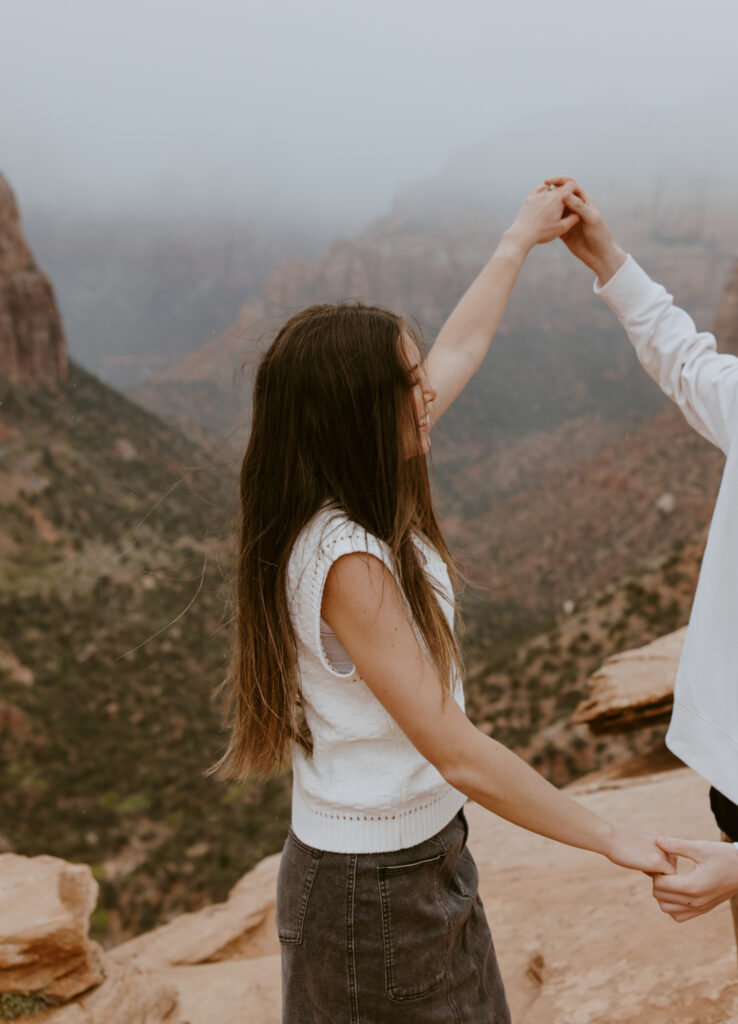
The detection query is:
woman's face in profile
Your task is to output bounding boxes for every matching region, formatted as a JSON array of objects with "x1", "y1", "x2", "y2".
[{"x1": 401, "y1": 332, "x2": 436, "y2": 458}]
